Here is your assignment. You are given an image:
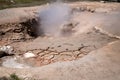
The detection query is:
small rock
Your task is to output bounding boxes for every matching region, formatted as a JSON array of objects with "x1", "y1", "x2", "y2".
[
  {"x1": 73, "y1": 51, "x2": 80, "y2": 55},
  {"x1": 38, "y1": 52, "x2": 46, "y2": 57},
  {"x1": 24, "y1": 52, "x2": 36, "y2": 58},
  {"x1": 44, "y1": 55, "x2": 54, "y2": 60},
  {"x1": 0, "y1": 45, "x2": 14, "y2": 54},
  {"x1": 100, "y1": 1, "x2": 106, "y2": 3},
  {"x1": 66, "y1": 48, "x2": 69, "y2": 51},
  {"x1": 57, "y1": 45, "x2": 61, "y2": 47},
  {"x1": 73, "y1": 51, "x2": 81, "y2": 58}
]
